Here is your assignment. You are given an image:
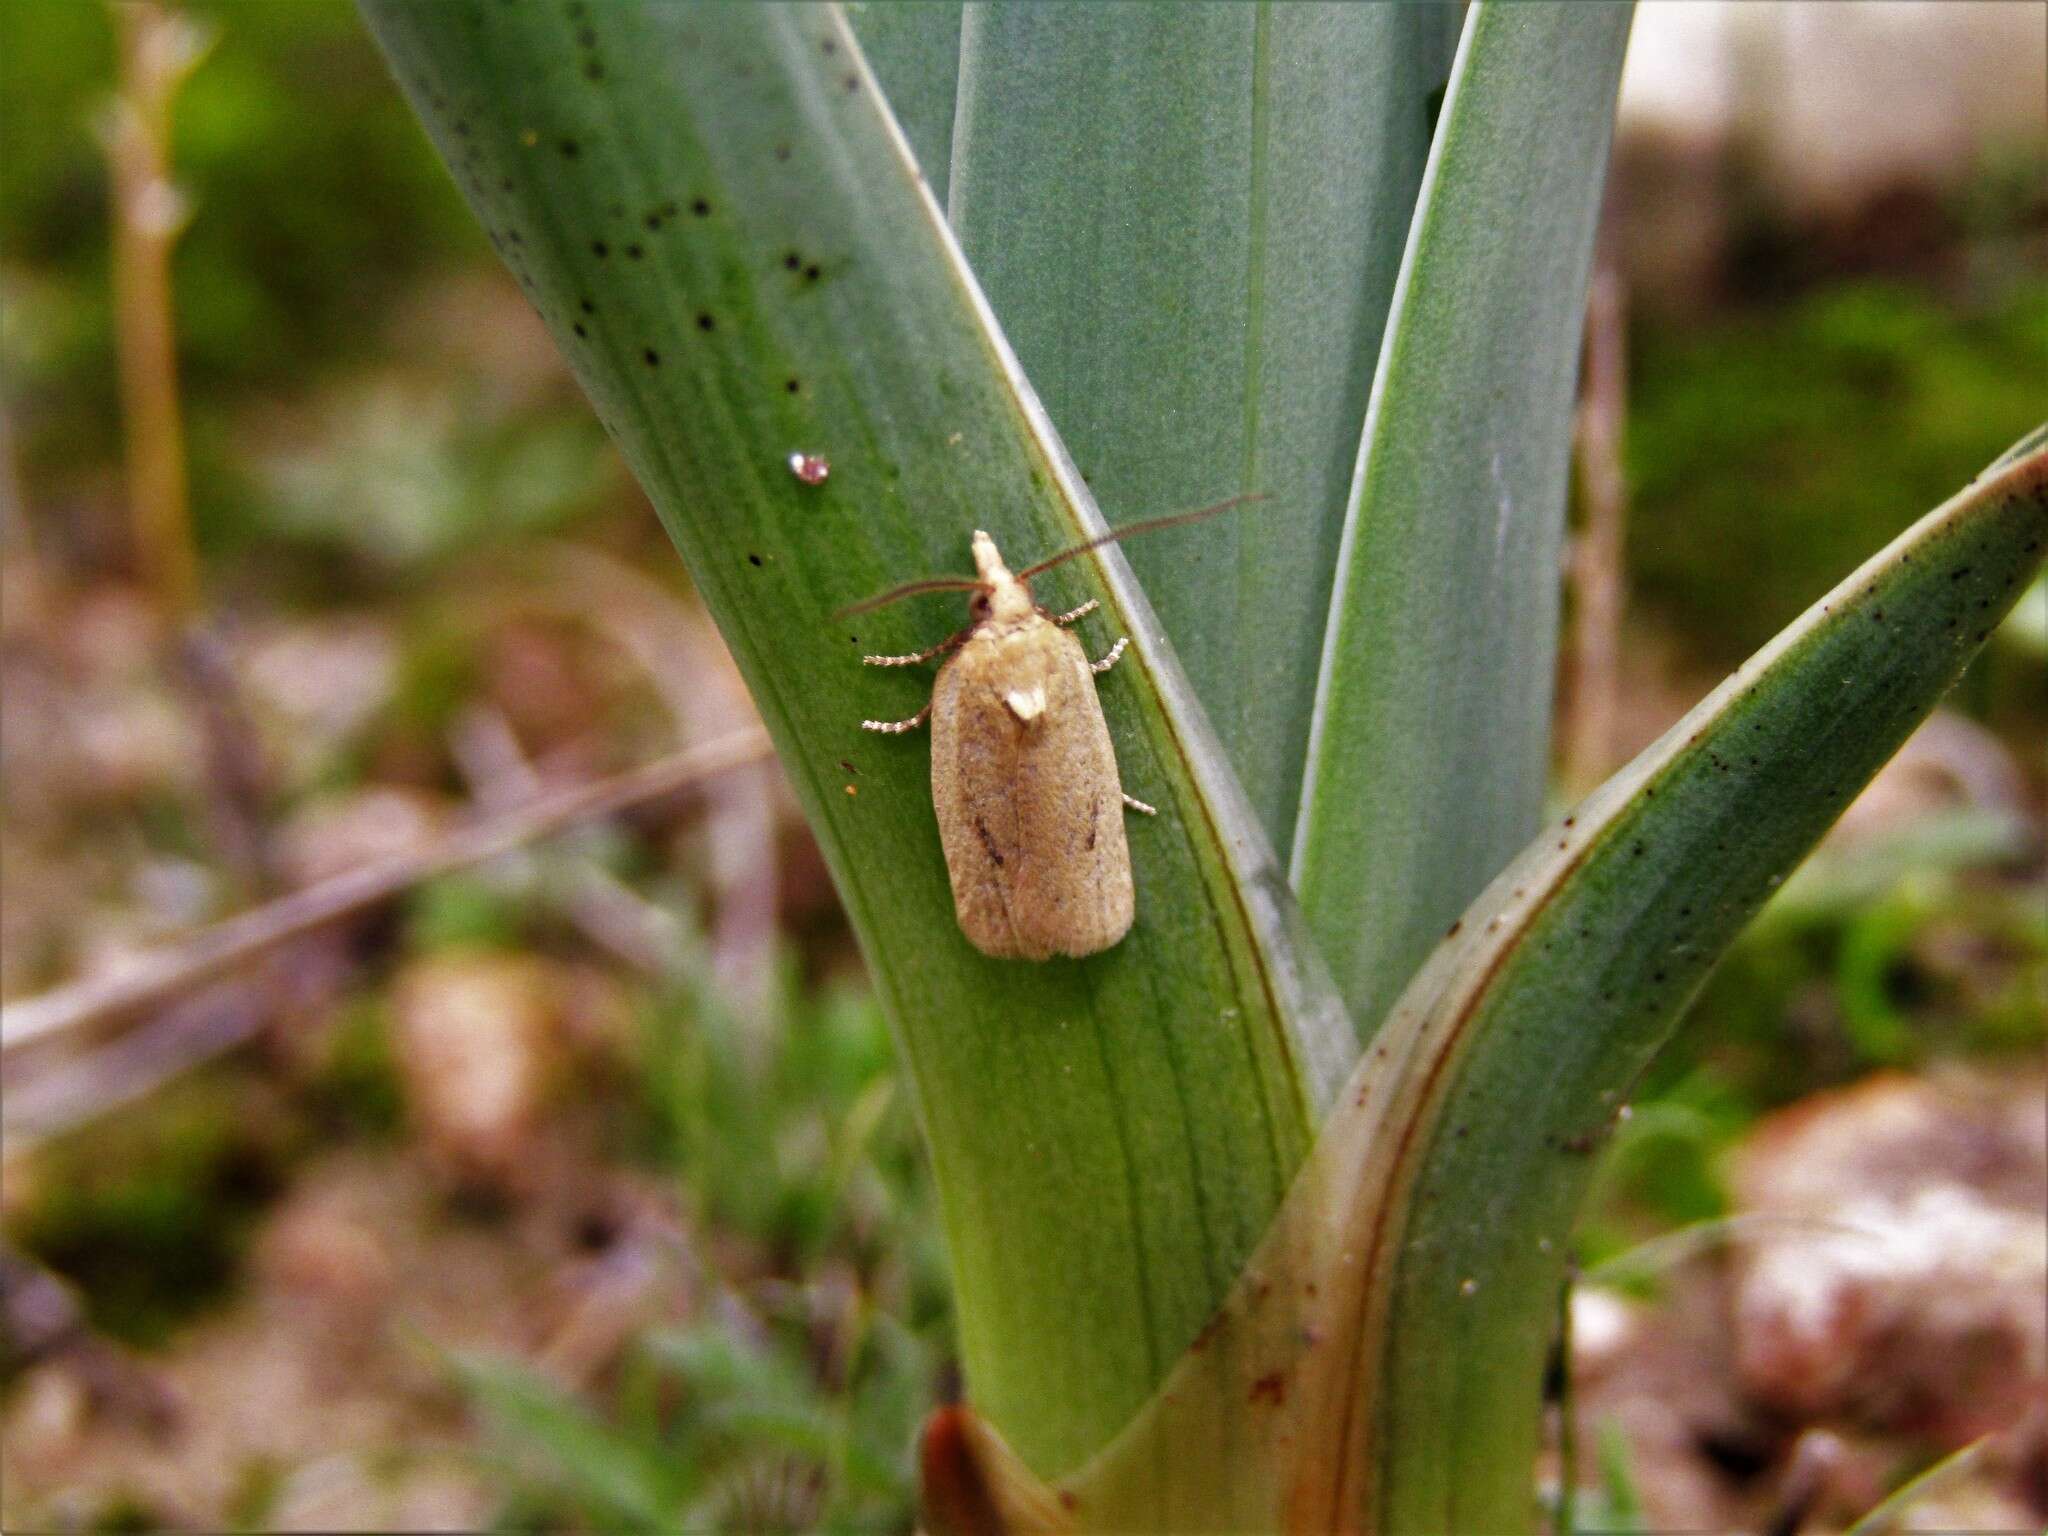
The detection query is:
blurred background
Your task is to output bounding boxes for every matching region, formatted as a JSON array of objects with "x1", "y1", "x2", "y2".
[{"x1": 1, "y1": 3, "x2": 2042, "y2": 1531}]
